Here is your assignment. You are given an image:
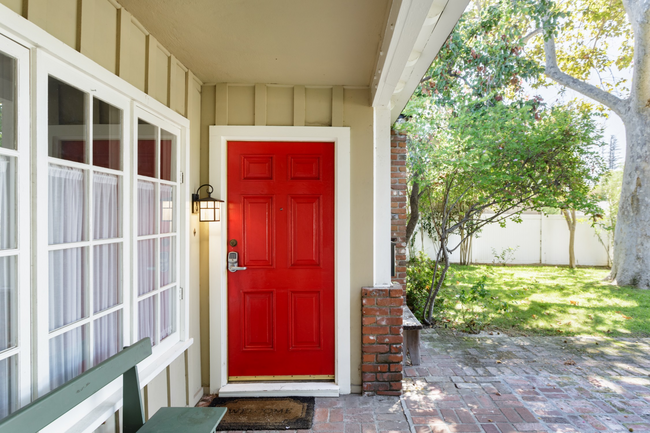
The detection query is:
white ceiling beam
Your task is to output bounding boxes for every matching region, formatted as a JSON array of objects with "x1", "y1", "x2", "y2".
[{"x1": 370, "y1": 0, "x2": 471, "y2": 123}]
